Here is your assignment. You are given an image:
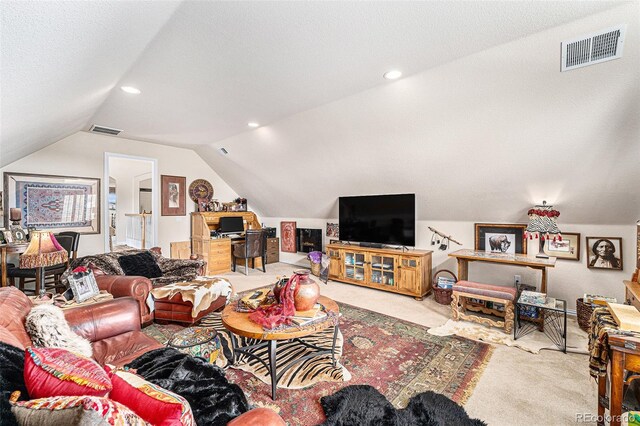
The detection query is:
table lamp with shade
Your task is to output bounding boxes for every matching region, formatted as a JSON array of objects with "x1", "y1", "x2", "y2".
[
  {"x1": 524, "y1": 201, "x2": 561, "y2": 259},
  {"x1": 19, "y1": 231, "x2": 68, "y2": 296}
]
